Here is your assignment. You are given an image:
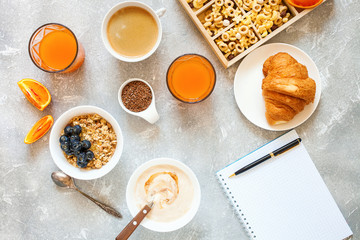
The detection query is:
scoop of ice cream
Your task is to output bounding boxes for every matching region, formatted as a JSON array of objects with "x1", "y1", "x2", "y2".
[{"x1": 144, "y1": 172, "x2": 179, "y2": 208}]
